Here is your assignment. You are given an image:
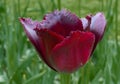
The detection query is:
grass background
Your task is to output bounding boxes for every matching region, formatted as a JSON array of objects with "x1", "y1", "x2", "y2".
[{"x1": 0, "y1": 0, "x2": 120, "y2": 84}]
